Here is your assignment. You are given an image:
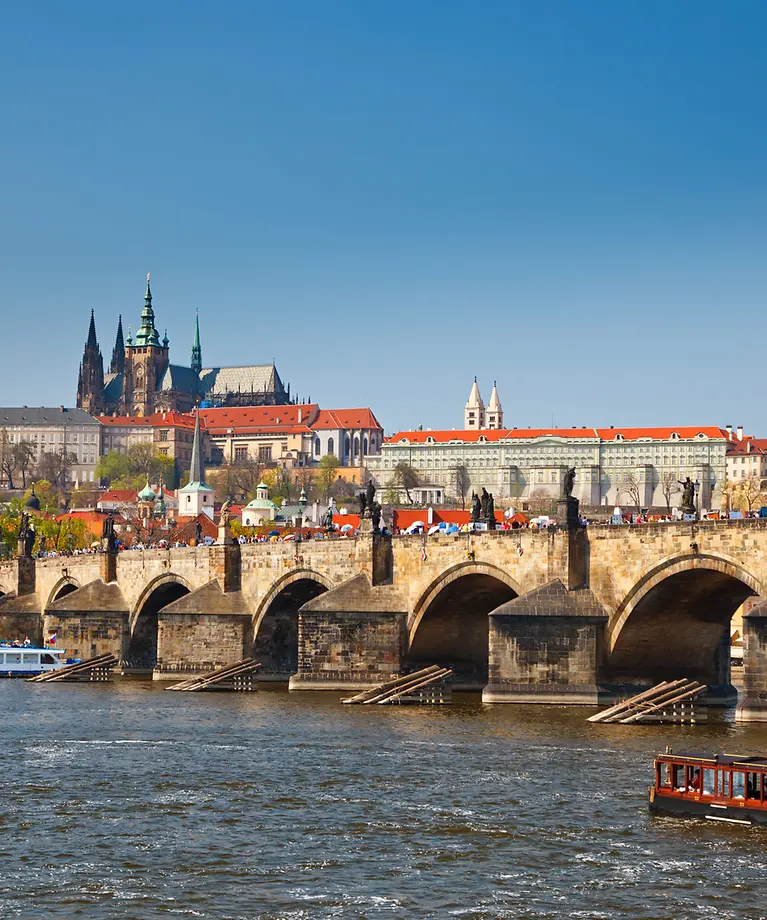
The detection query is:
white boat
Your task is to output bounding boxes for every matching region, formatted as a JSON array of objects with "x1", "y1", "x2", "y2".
[{"x1": 0, "y1": 645, "x2": 69, "y2": 677}]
